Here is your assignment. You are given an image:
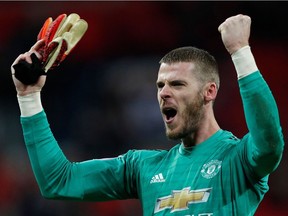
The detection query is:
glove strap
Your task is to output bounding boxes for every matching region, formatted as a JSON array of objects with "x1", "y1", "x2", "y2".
[{"x1": 13, "y1": 53, "x2": 46, "y2": 85}]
